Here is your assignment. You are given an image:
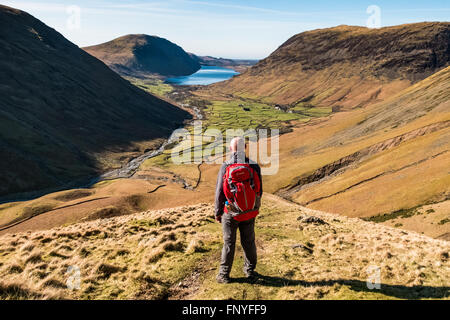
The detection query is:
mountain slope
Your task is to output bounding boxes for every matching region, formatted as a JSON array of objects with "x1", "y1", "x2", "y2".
[
  {"x1": 0, "y1": 5, "x2": 191, "y2": 199},
  {"x1": 83, "y1": 34, "x2": 201, "y2": 77},
  {"x1": 208, "y1": 23, "x2": 450, "y2": 109},
  {"x1": 188, "y1": 53, "x2": 258, "y2": 72},
  {"x1": 0, "y1": 195, "x2": 448, "y2": 300},
  {"x1": 262, "y1": 66, "x2": 450, "y2": 239}
]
